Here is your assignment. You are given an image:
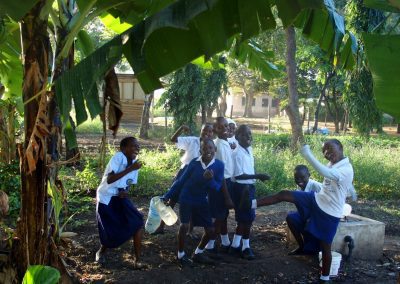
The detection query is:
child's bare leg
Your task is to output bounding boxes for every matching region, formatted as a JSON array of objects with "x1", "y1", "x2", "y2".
[
  {"x1": 319, "y1": 241, "x2": 332, "y2": 280},
  {"x1": 286, "y1": 216, "x2": 304, "y2": 252},
  {"x1": 178, "y1": 223, "x2": 189, "y2": 253},
  {"x1": 133, "y1": 228, "x2": 143, "y2": 261},
  {"x1": 257, "y1": 190, "x2": 295, "y2": 207}
]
